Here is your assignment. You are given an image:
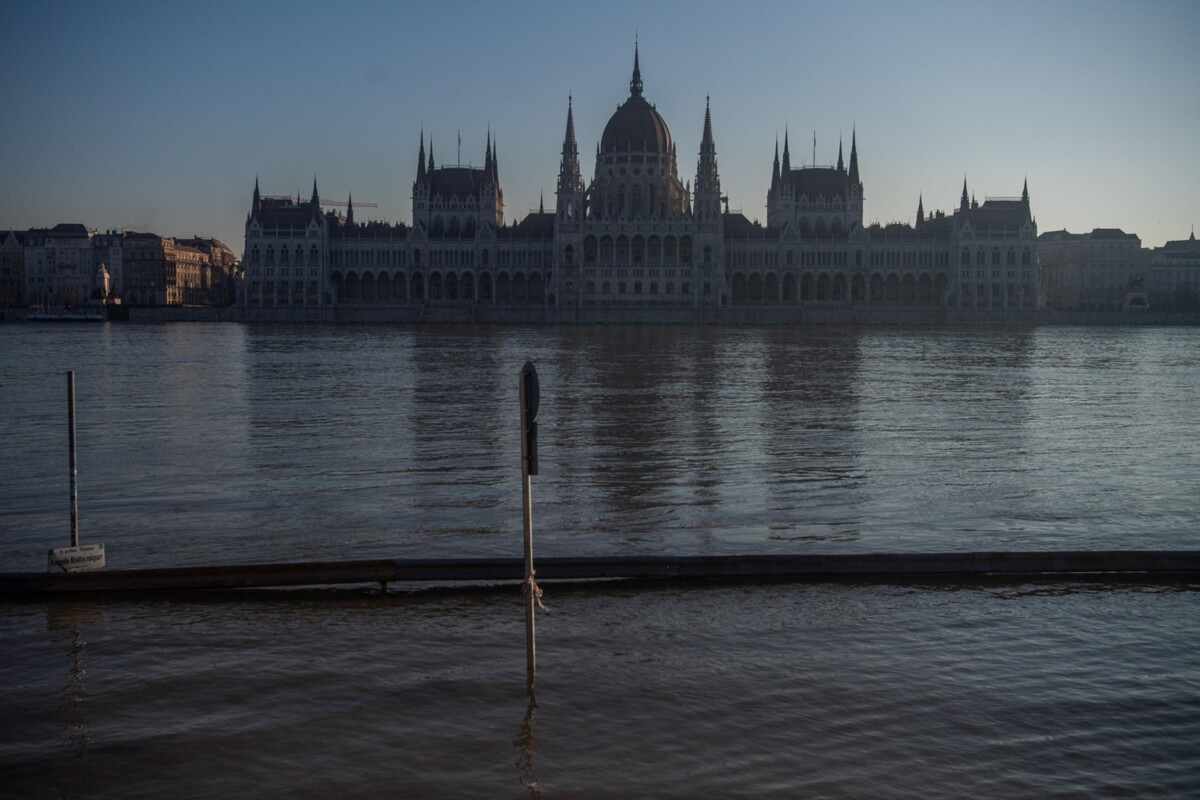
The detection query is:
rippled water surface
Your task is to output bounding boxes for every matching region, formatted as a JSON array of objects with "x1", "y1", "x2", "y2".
[{"x1": 2, "y1": 323, "x2": 1199, "y2": 797}]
